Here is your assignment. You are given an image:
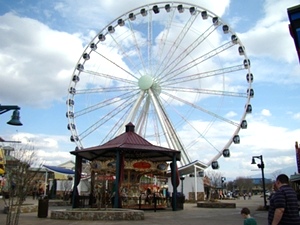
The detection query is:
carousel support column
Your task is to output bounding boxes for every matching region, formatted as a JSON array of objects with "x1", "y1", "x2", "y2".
[
  {"x1": 89, "y1": 170, "x2": 95, "y2": 206},
  {"x1": 171, "y1": 155, "x2": 178, "y2": 211},
  {"x1": 72, "y1": 166, "x2": 78, "y2": 207},
  {"x1": 72, "y1": 155, "x2": 82, "y2": 208},
  {"x1": 194, "y1": 166, "x2": 197, "y2": 201},
  {"x1": 114, "y1": 150, "x2": 120, "y2": 208},
  {"x1": 44, "y1": 169, "x2": 48, "y2": 197}
]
